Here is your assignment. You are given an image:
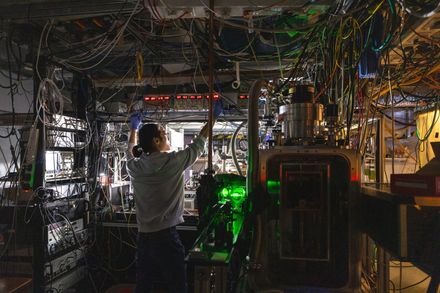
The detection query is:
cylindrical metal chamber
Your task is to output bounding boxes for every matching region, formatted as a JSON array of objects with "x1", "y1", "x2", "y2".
[{"x1": 280, "y1": 103, "x2": 324, "y2": 141}]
